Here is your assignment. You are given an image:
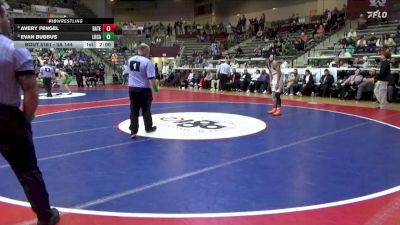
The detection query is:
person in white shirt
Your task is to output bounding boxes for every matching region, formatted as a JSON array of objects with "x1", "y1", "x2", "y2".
[
  {"x1": 362, "y1": 56, "x2": 370, "y2": 68},
  {"x1": 162, "y1": 63, "x2": 170, "y2": 78},
  {"x1": 386, "y1": 34, "x2": 397, "y2": 47},
  {"x1": 247, "y1": 69, "x2": 261, "y2": 93},
  {"x1": 281, "y1": 59, "x2": 289, "y2": 69},
  {"x1": 63, "y1": 58, "x2": 69, "y2": 67},
  {"x1": 356, "y1": 37, "x2": 367, "y2": 52},
  {"x1": 340, "y1": 49, "x2": 352, "y2": 58},
  {"x1": 347, "y1": 29, "x2": 357, "y2": 40},
  {"x1": 256, "y1": 30, "x2": 263, "y2": 39},
  {"x1": 329, "y1": 57, "x2": 340, "y2": 68},
  {"x1": 122, "y1": 61, "x2": 129, "y2": 85}
]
